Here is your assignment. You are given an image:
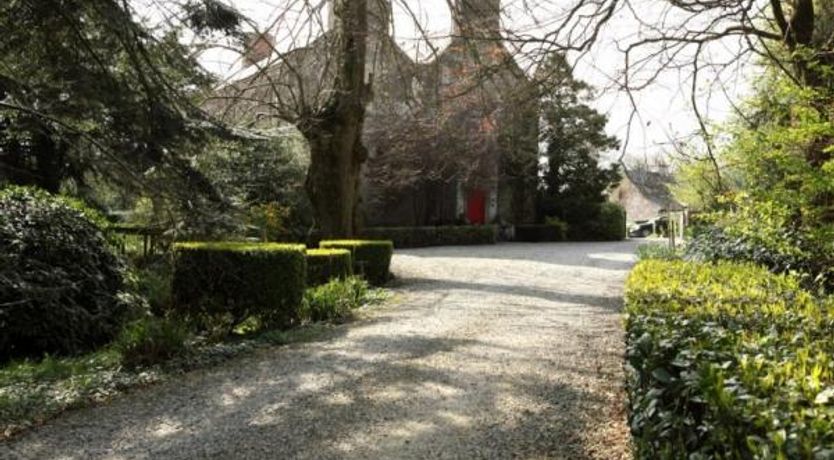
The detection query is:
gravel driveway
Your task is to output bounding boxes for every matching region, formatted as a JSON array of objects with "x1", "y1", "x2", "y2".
[{"x1": 3, "y1": 241, "x2": 638, "y2": 459}]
